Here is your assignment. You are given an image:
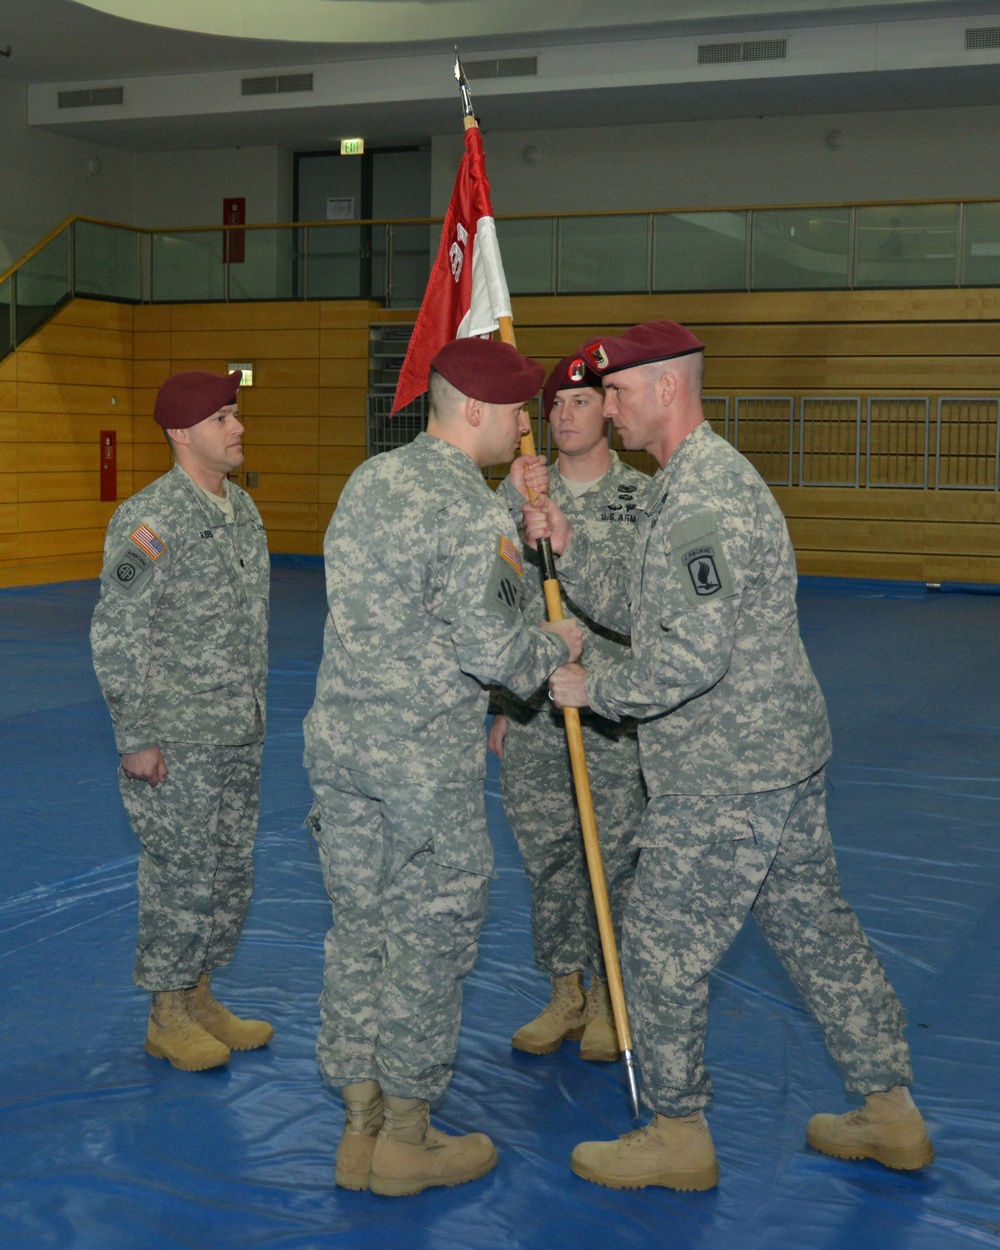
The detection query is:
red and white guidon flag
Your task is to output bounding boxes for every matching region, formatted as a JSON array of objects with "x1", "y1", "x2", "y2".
[{"x1": 391, "y1": 126, "x2": 512, "y2": 414}]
